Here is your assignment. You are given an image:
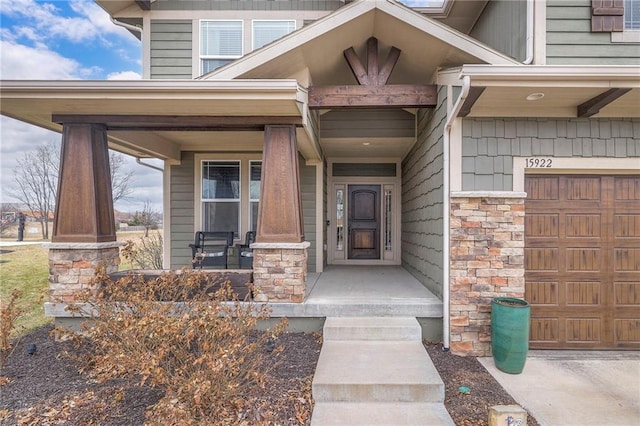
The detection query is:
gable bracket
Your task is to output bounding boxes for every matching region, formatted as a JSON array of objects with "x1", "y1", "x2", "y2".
[
  {"x1": 577, "y1": 88, "x2": 631, "y2": 117},
  {"x1": 343, "y1": 37, "x2": 402, "y2": 87}
]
